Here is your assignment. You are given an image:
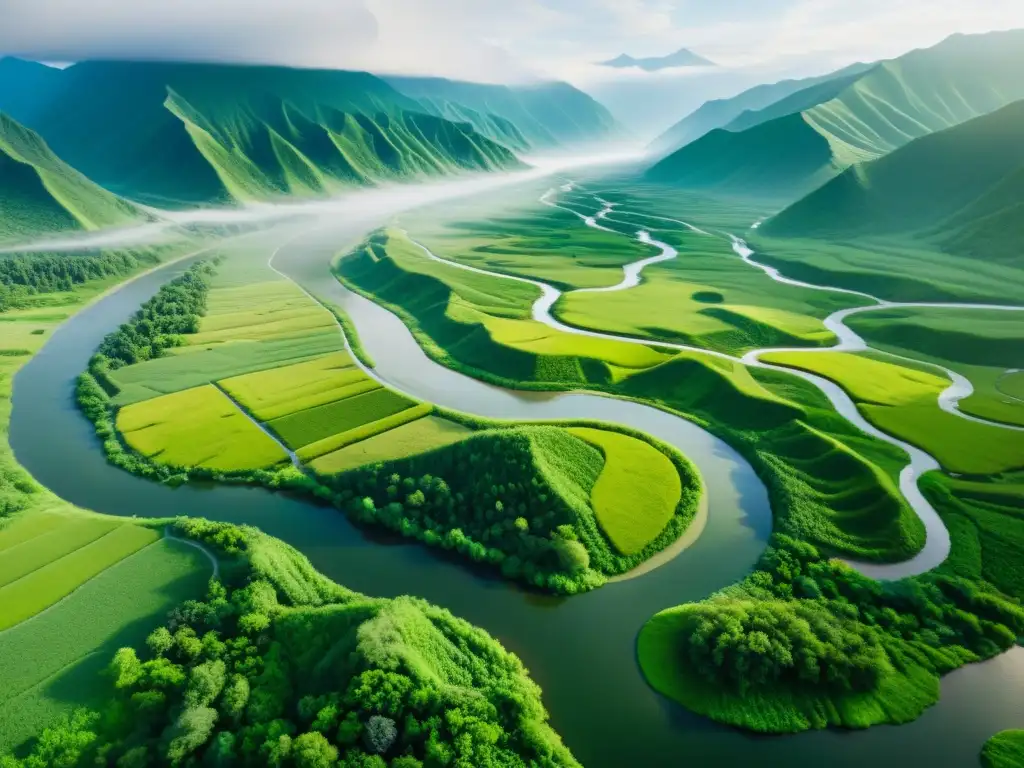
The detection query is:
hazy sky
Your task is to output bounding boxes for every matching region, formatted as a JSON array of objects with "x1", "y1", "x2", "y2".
[{"x1": 3, "y1": 0, "x2": 1024, "y2": 83}]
